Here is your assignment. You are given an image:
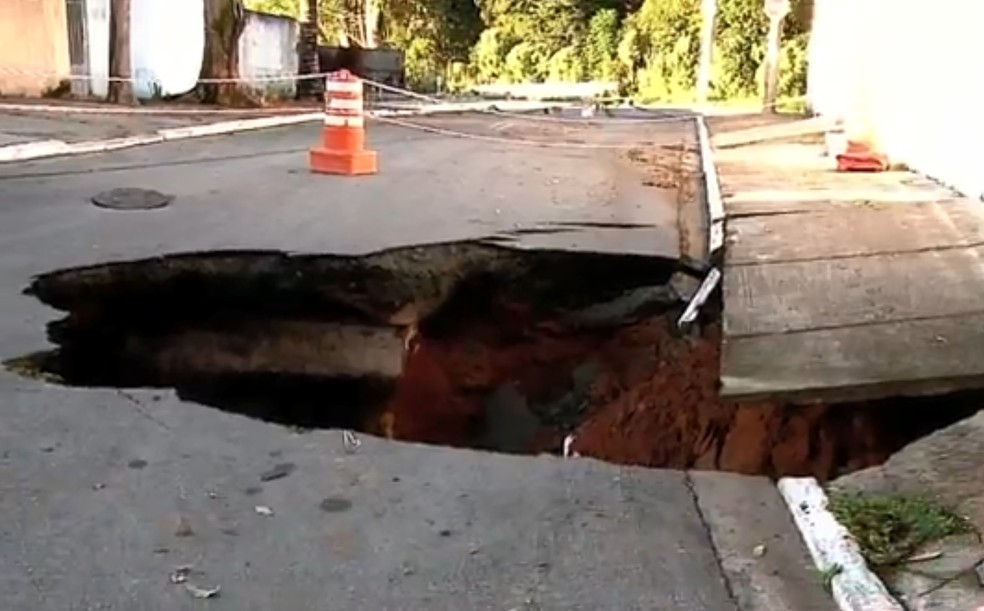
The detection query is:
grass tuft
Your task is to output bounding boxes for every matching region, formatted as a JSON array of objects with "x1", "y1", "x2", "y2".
[{"x1": 829, "y1": 490, "x2": 975, "y2": 567}]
